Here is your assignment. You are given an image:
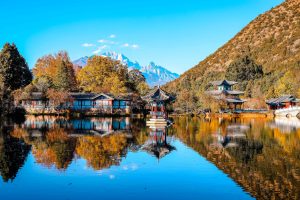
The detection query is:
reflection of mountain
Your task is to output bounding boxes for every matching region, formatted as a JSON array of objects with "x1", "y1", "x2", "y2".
[
  {"x1": 73, "y1": 52, "x2": 179, "y2": 87},
  {"x1": 172, "y1": 117, "x2": 300, "y2": 200}
]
